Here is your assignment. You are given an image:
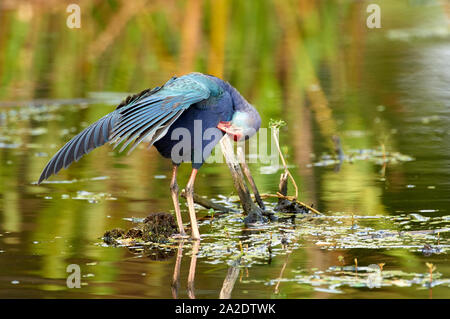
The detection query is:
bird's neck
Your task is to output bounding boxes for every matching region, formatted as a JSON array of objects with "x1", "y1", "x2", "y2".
[
  {"x1": 224, "y1": 82, "x2": 261, "y2": 133},
  {"x1": 225, "y1": 82, "x2": 252, "y2": 112}
]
